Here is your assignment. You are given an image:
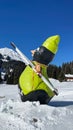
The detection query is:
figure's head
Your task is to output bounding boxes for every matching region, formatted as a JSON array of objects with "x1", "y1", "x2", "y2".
[{"x1": 32, "y1": 35, "x2": 60, "y2": 65}]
